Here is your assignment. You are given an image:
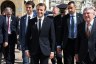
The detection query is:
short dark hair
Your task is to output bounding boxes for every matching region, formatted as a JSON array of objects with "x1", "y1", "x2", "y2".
[
  {"x1": 36, "y1": 3, "x2": 46, "y2": 10},
  {"x1": 68, "y1": 1, "x2": 75, "y2": 5},
  {"x1": 26, "y1": 1, "x2": 35, "y2": 8}
]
